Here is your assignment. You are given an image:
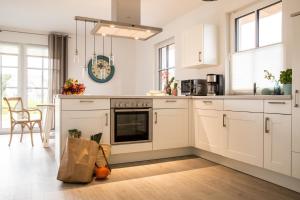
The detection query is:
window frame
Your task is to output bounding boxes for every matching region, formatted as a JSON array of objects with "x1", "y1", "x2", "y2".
[
  {"x1": 230, "y1": 0, "x2": 282, "y2": 54},
  {"x1": 155, "y1": 38, "x2": 175, "y2": 91},
  {"x1": 229, "y1": 0, "x2": 283, "y2": 94},
  {"x1": 0, "y1": 41, "x2": 49, "y2": 132}
]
